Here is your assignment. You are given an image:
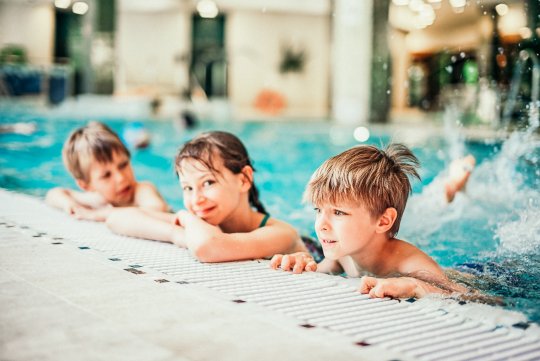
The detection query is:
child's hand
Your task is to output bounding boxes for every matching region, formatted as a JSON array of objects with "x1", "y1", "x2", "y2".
[
  {"x1": 71, "y1": 205, "x2": 111, "y2": 222},
  {"x1": 175, "y1": 210, "x2": 222, "y2": 253},
  {"x1": 270, "y1": 252, "x2": 317, "y2": 273},
  {"x1": 173, "y1": 210, "x2": 186, "y2": 226},
  {"x1": 359, "y1": 276, "x2": 425, "y2": 299}
]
